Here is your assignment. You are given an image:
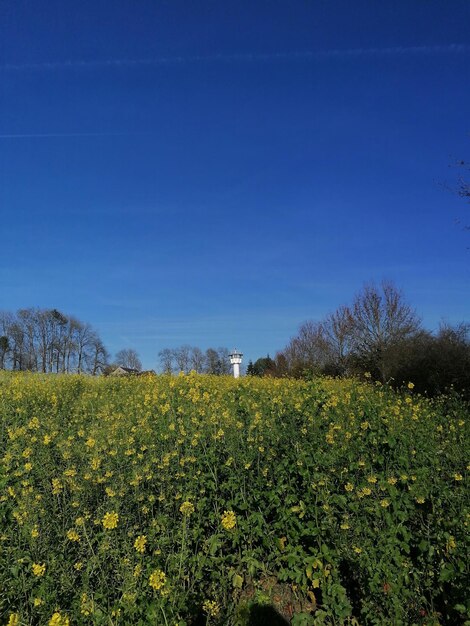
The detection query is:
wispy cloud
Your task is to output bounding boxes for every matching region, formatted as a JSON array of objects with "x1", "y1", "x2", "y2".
[
  {"x1": 2, "y1": 44, "x2": 469, "y2": 72},
  {"x1": 0, "y1": 132, "x2": 146, "y2": 139}
]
